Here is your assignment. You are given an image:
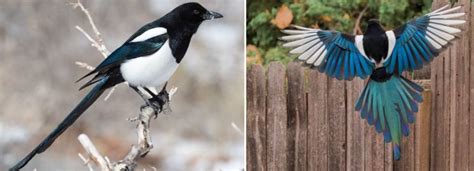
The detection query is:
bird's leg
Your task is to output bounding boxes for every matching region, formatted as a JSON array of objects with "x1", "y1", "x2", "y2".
[
  {"x1": 144, "y1": 82, "x2": 171, "y2": 115},
  {"x1": 157, "y1": 82, "x2": 171, "y2": 113},
  {"x1": 130, "y1": 86, "x2": 160, "y2": 114}
]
